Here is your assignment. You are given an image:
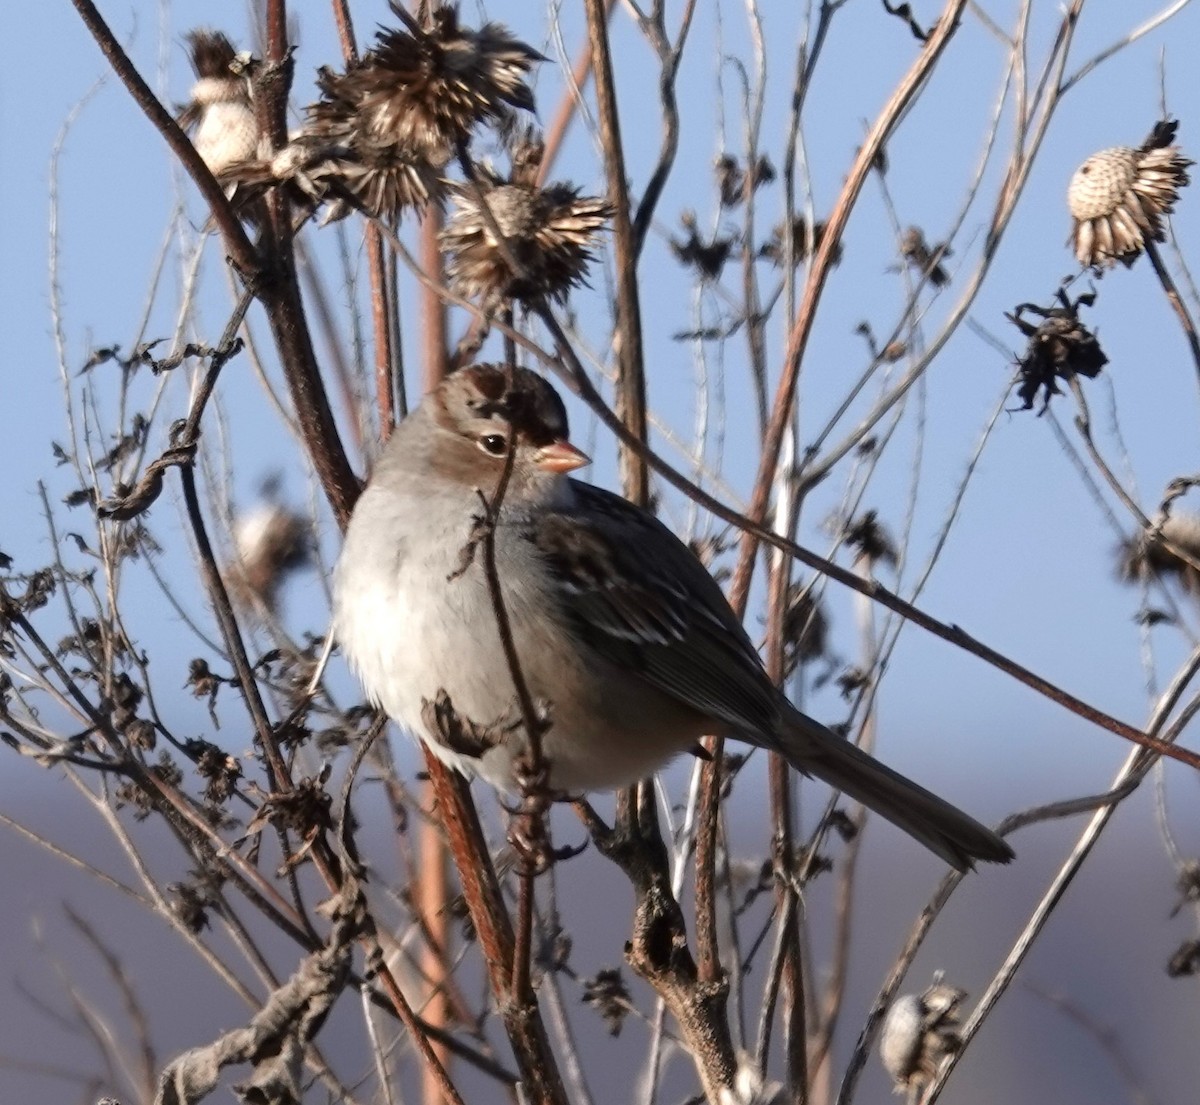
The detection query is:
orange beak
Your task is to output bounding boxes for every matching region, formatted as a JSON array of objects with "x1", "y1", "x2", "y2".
[{"x1": 534, "y1": 439, "x2": 591, "y2": 473}]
